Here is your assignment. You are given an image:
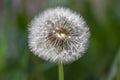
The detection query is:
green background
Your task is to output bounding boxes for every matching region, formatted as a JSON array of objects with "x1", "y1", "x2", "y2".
[{"x1": 0, "y1": 0, "x2": 120, "y2": 80}]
